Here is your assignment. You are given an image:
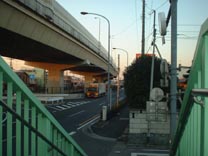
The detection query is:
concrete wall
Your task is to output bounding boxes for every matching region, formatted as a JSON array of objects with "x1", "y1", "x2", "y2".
[{"x1": 129, "y1": 110, "x2": 170, "y2": 134}]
